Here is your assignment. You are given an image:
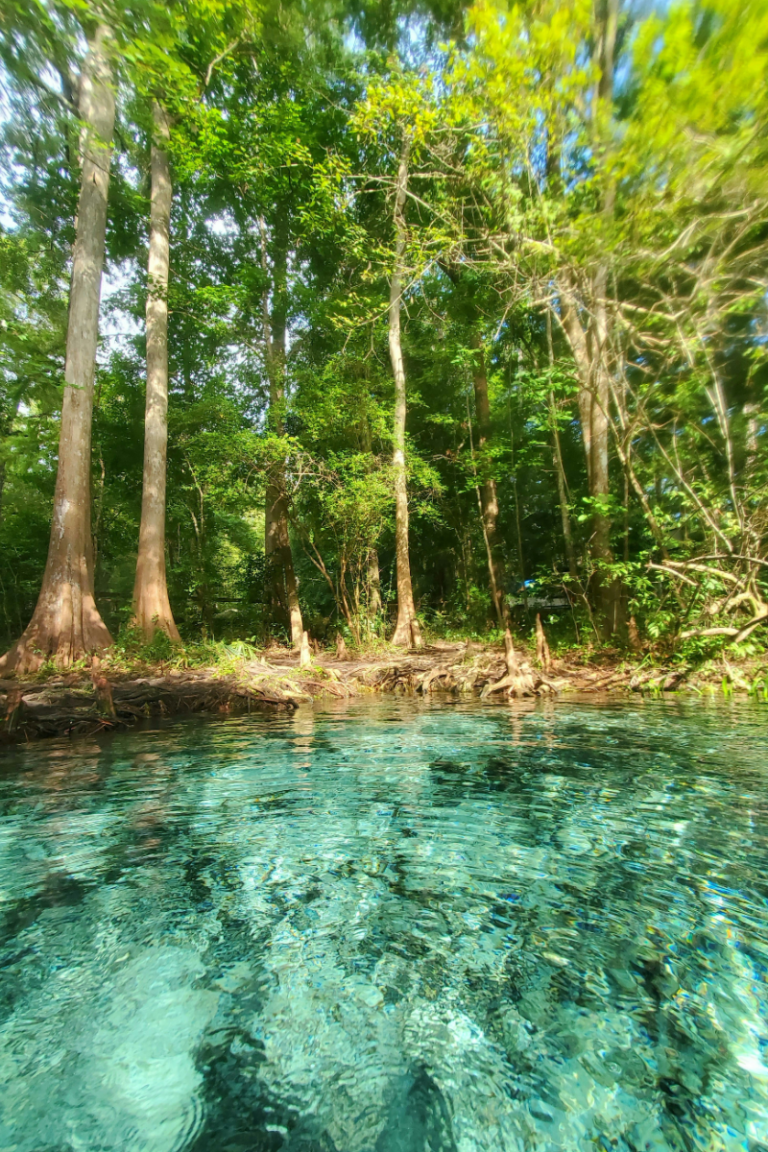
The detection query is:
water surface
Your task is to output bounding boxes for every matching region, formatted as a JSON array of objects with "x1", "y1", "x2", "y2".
[{"x1": 1, "y1": 697, "x2": 767, "y2": 1152}]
